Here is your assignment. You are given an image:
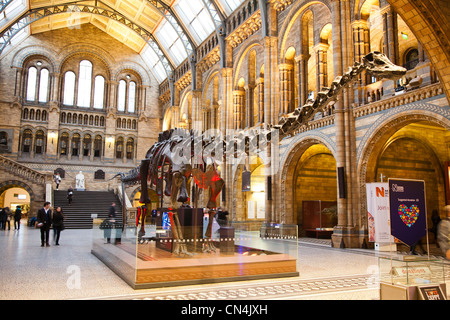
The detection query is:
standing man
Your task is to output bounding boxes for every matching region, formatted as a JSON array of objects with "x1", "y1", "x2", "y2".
[
  {"x1": 438, "y1": 205, "x2": 450, "y2": 260},
  {"x1": 14, "y1": 205, "x2": 22, "y2": 230},
  {"x1": 37, "y1": 202, "x2": 52, "y2": 247}
]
